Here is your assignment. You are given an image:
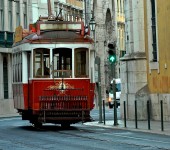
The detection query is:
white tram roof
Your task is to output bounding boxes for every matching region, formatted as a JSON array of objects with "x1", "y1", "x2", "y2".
[{"x1": 13, "y1": 30, "x2": 92, "y2": 46}]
